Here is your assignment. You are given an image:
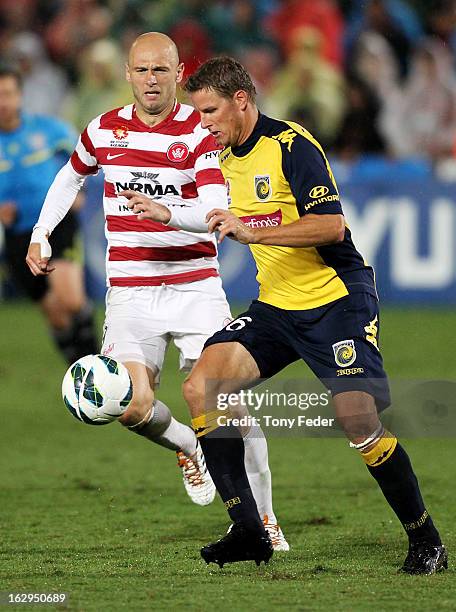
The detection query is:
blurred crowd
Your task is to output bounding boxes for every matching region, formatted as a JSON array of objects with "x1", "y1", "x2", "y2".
[{"x1": 1, "y1": 0, "x2": 456, "y2": 163}]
